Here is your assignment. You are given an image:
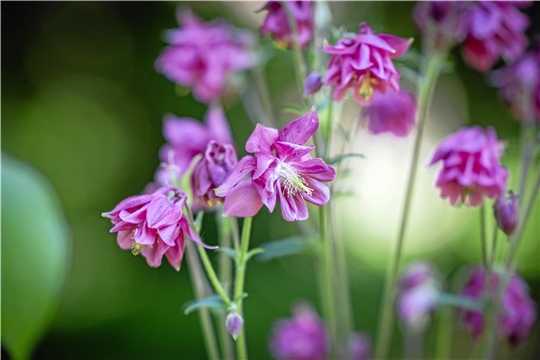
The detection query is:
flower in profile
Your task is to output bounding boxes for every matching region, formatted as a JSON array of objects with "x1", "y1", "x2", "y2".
[
  {"x1": 491, "y1": 43, "x2": 540, "y2": 124},
  {"x1": 429, "y1": 126, "x2": 508, "y2": 206},
  {"x1": 191, "y1": 140, "x2": 238, "y2": 211},
  {"x1": 303, "y1": 71, "x2": 323, "y2": 97},
  {"x1": 102, "y1": 186, "x2": 215, "y2": 270},
  {"x1": 156, "y1": 106, "x2": 233, "y2": 185},
  {"x1": 215, "y1": 109, "x2": 336, "y2": 221},
  {"x1": 459, "y1": 266, "x2": 536, "y2": 345},
  {"x1": 349, "y1": 332, "x2": 371, "y2": 360},
  {"x1": 155, "y1": 10, "x2": 255, "y2": 103},
  {"x1": 259, "y1": 1, "x2": 314, "y2": 50},
  {"x1": 363, "y1": 89, "x2": 416, "y2": 137},
  {"x1": 413, "y1": 1, "x2": 466, "y2": 51},
  {"x1": 456, "y1": 1, "x2": 530, "y2": 72},
  {"x1": 269, "y1": 302, "x2": 328, "y2": 360},
  {"x1": 324, "y1": 22, "x2": 412, "y2": 105},
  {"x1": 494, "y1": 191, "x2": 518, "y2": 236},
  {"x1": 225, "y1": 312, "x2": 244, "y2": 340}
]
